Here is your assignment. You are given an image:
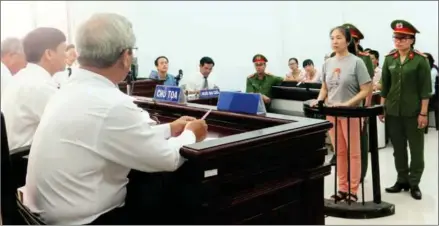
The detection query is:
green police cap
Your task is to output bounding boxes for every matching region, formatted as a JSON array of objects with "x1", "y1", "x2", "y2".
[
  {"x1": 342, "y1": 23, "x2": 364, "y2": 40},
  {"x1": 391, "y1": 20, "x2": 419, "y2": 36}
]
